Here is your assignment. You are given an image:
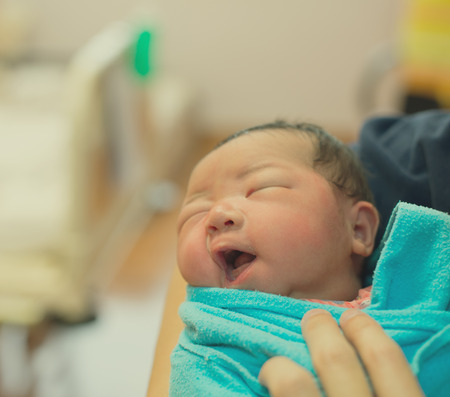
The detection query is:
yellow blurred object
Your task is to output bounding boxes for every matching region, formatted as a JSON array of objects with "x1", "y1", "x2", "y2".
[{"x1": 399, "y1": 0, "x2": 450, "y2": 107}]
